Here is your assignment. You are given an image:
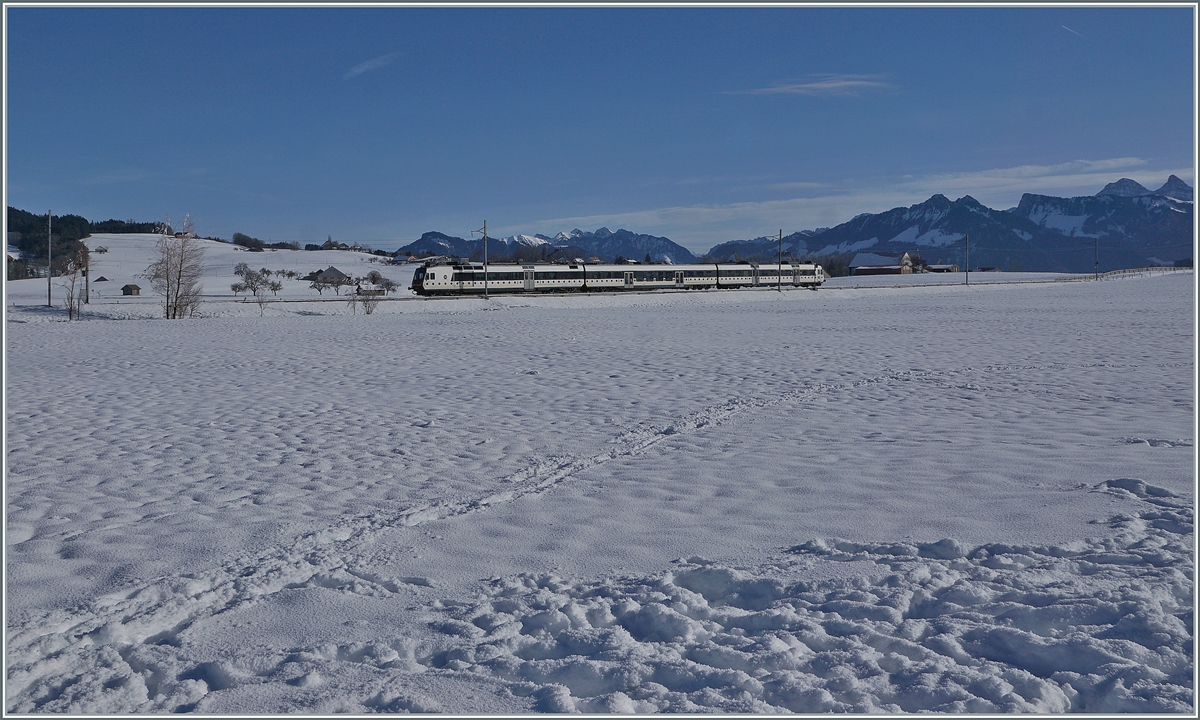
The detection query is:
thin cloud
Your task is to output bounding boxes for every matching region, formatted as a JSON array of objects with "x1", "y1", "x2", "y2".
[
  {"x1": 674, "y1": 172, "x2": 773, "y2": 187},
  {"x1": 925, "y1": 158, "x2": 1144, "y2": 182},
  {"x1": 764, "y1": 181, "x2": 833, "y2": 191},
  {"x1": 1062, "y1": 25, "x2": 1085, "y2": 38},
  {"x1": 344, "y1": 52, "x2": 399, "y2": 79},
  {"x1": 85, "y1": 169, "x2": 151, "y2": 185},
  {"x1": 735, "y1": 74, "x2": 892, "y2": 96}
]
